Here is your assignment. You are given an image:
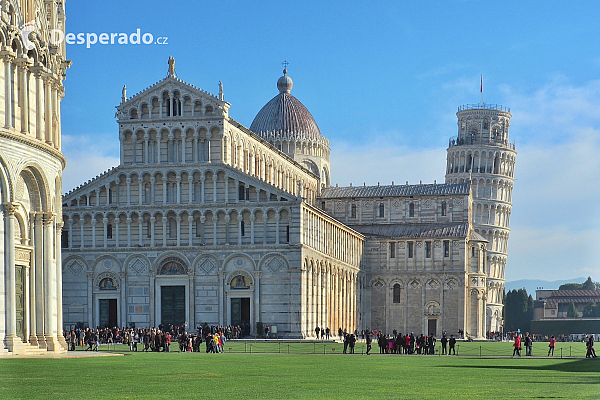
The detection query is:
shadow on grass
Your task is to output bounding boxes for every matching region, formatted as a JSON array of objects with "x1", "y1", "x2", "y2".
[{"x1": 442, "y1": 359, "x2": 600, "y2": 374}]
